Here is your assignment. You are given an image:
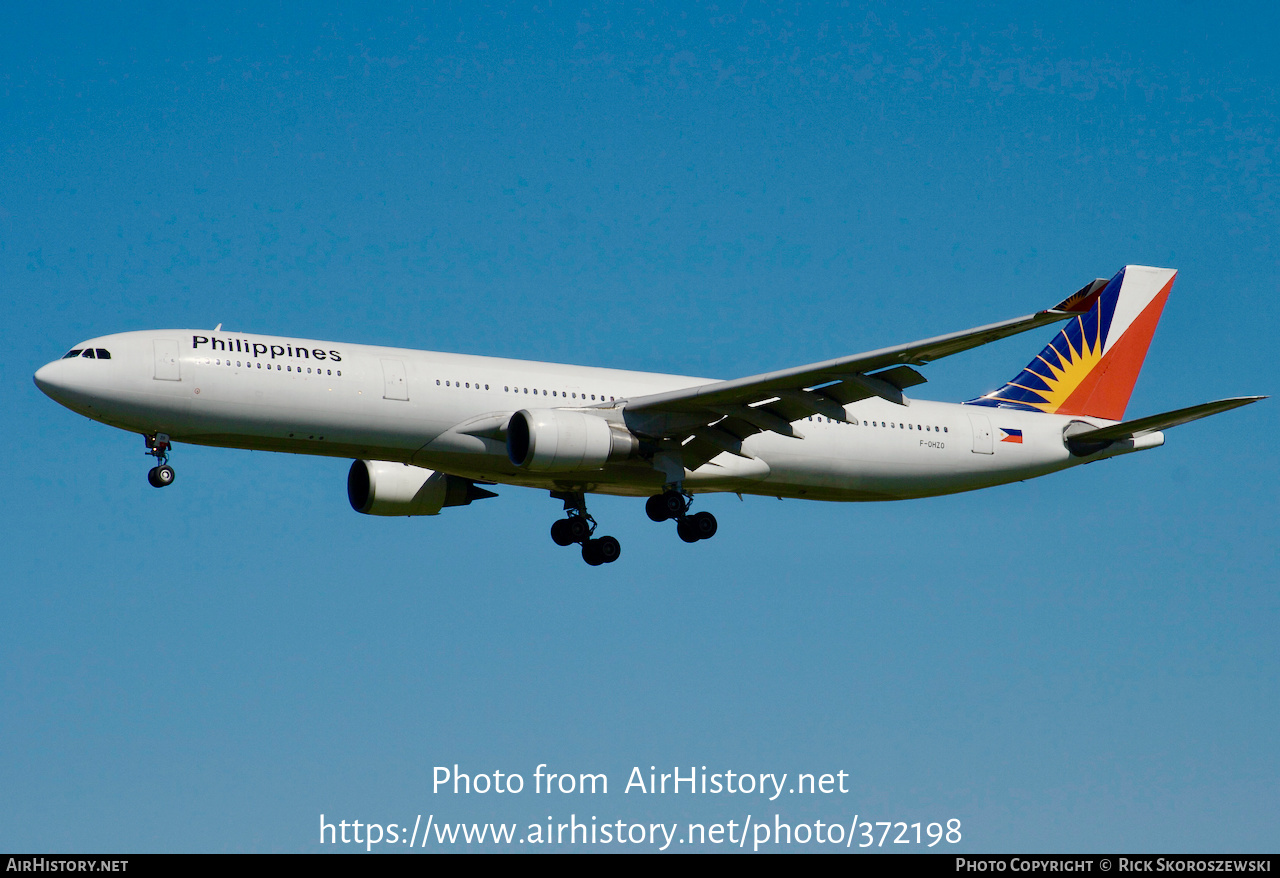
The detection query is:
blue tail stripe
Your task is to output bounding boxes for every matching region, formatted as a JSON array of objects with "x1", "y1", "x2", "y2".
[
  {"x1": 1037, "y1": 347, "x2": 1064, "y2": 371},
  {"x1": 1011, "y1": 370, "x2": 1052, "y2": 393}
]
